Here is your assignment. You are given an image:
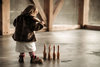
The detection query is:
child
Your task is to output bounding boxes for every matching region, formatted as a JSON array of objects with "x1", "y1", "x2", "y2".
[{"x1": 12, "y1": 4, "x2": 45, "y2": 64}]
